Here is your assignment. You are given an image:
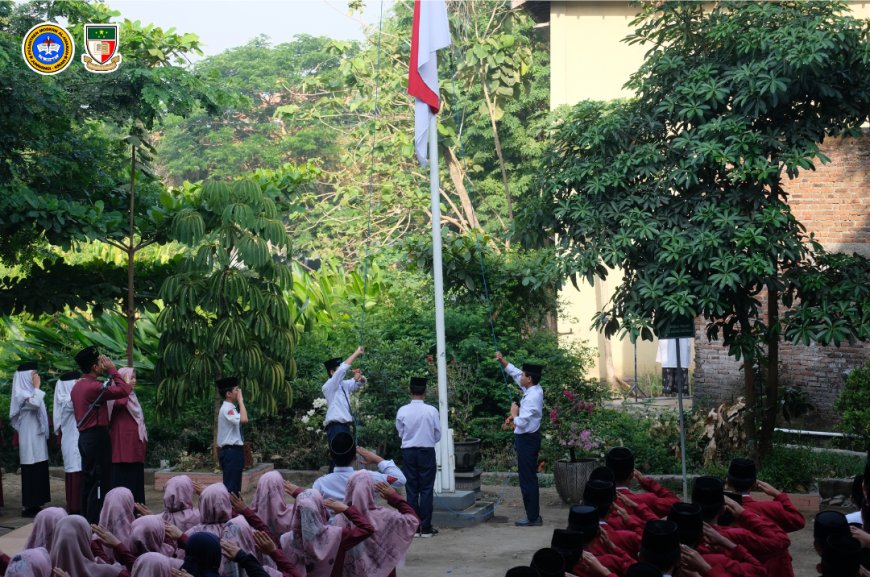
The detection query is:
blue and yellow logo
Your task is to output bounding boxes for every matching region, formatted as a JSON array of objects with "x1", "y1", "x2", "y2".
[{"x1": 21, "y1": 22, "x2": 75, "y2": 75}]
